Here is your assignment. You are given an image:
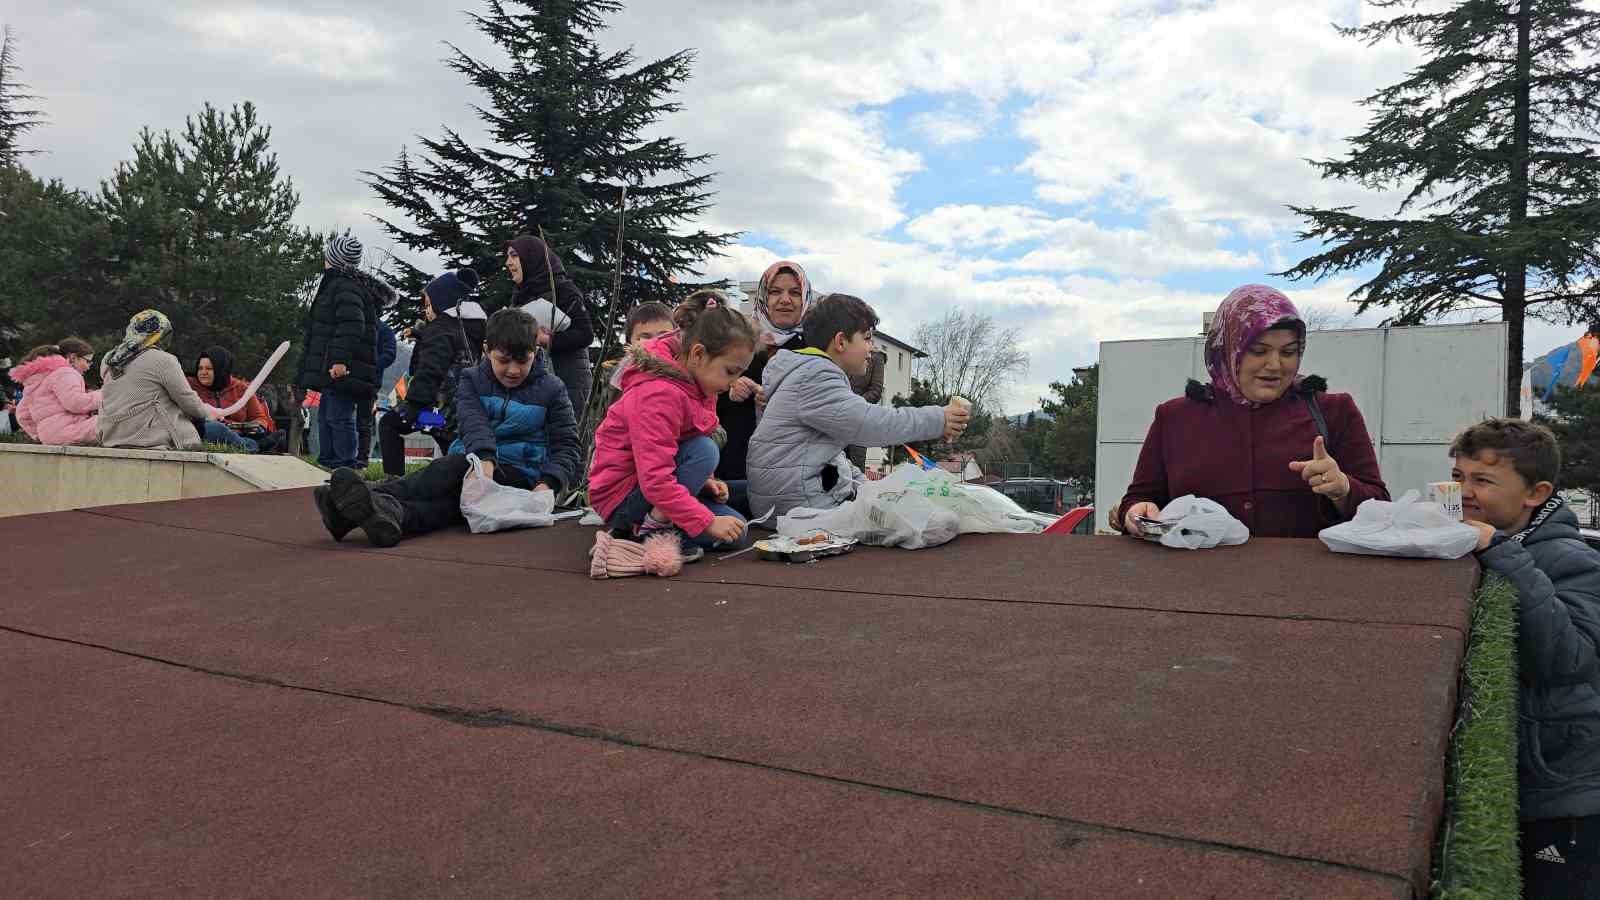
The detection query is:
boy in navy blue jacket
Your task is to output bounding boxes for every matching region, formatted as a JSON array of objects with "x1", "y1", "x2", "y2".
[
  {"x1": 1454, "y1": 419, "x2": 1600, "y2": 897},
  {"x1": 313, "y1": 308, "x2": 579, "y2": 547}
]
